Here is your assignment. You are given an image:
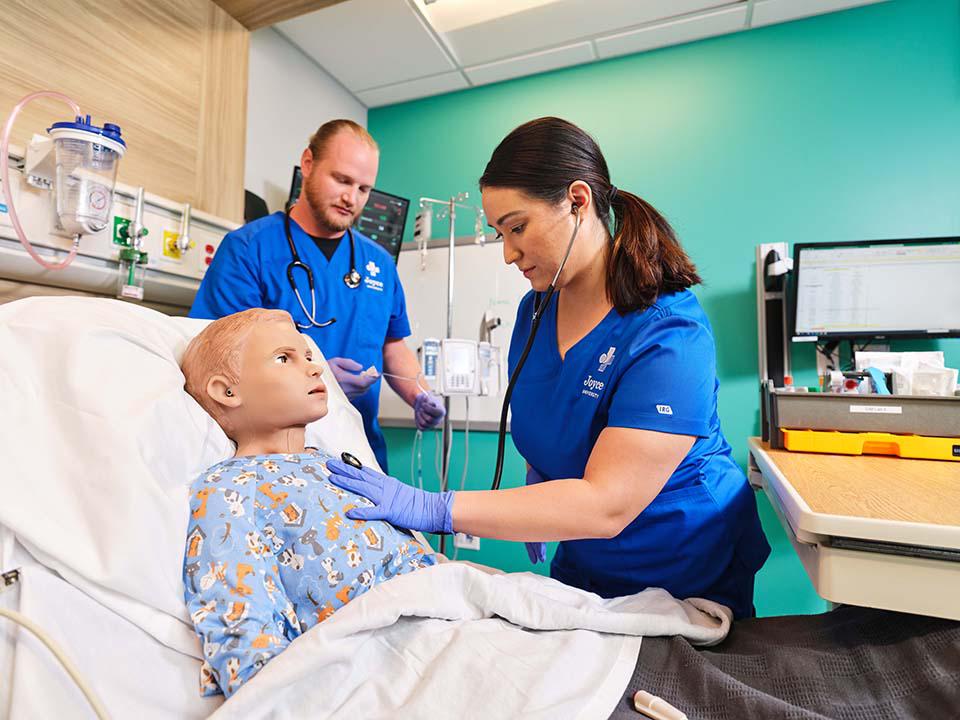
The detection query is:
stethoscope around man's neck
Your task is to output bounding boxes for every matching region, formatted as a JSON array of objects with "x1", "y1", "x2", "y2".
[{"x1": 284, "y1": 206, "x2": 363, "y2": 329}]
